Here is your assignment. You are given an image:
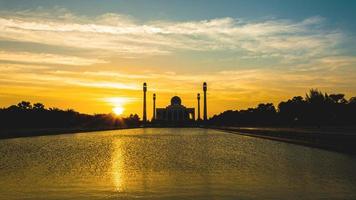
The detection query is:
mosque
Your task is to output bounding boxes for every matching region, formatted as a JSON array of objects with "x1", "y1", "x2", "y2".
[
  {"x1": 142, "y1": 82, "x2": 208, "y2": 123},
  {"x1": 155, "y1": 96, "x2": 195, "y2": 121}
]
